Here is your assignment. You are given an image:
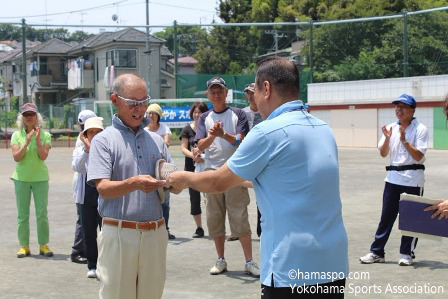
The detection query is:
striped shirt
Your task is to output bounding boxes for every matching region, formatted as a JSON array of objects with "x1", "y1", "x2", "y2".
[{"x1": 87, "y1": 115, "x2": 172, "y2": 222}]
